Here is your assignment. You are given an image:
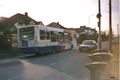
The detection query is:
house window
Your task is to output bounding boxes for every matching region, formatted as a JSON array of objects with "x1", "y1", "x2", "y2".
[{"x1": 85, "y1": 29, "x2": 87, "y2": 32}]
